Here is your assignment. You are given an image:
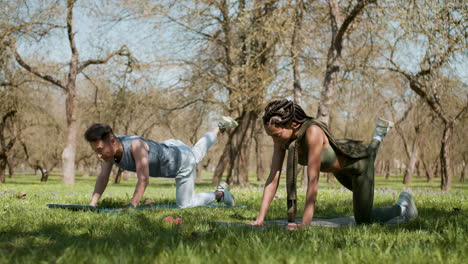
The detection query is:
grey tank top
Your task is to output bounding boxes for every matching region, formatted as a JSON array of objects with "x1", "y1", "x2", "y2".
[{"x1": 112, "y1": 135, "x2": 183, "y2": 178}]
